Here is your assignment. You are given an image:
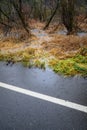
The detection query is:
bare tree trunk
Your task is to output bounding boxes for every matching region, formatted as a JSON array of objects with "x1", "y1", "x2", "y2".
[
  {"x1": 61, "y1": 0, "x2": 75, "y2": 35},
  {"x1": 43, "y1": 0, "x2": 59, "y2": 30},
  {"x1": 19, "y1": 0, "x2": 22, "y2": 13},
  {"x1": 11, "y1": 1, "x2": 31, "y2": 35}
]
